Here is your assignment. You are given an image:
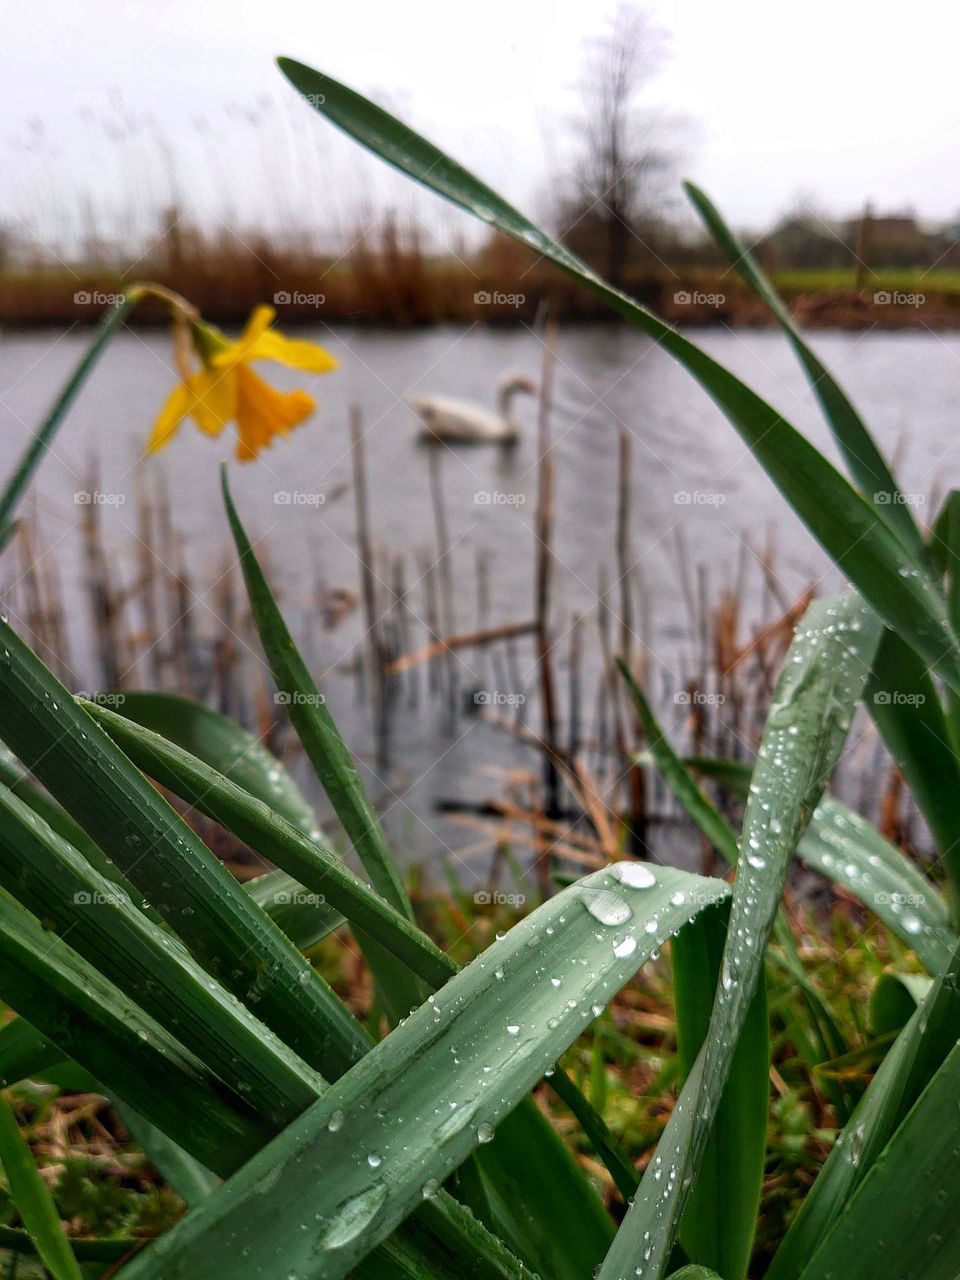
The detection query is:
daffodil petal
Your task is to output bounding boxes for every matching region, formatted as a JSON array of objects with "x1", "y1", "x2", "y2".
[
  {"x1": 186, "y1": 368, "x2": 237, "y2": 436},
  {"x1": 238, "y1": 305, "x2": 276, "y2": 350},
  {"x1": 147, "y1": 382, "x2": 193, "y2": 454},
  {"x1": 233, "y1": 364, "x2": 315, "y2": 462},
  {"x1": 244, "y1": 330, "x2": 339, "y2": 375},
  {"x1": 209, "y1": 305, "x2": 276, "y2": 369}
]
